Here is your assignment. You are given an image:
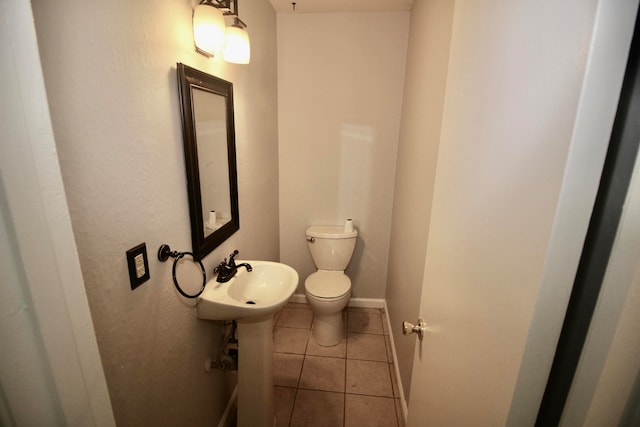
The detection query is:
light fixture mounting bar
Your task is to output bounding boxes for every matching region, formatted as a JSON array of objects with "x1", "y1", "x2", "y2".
[
  {"x1": 231, "y1": 17, "x2": 247, "y2": 29},
  {"x1": 211, "y1": 0, "x2": 236, "y2": 16},
  {"x1": 212, "y1": 0, "x2": 247, "y2": 28}
]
